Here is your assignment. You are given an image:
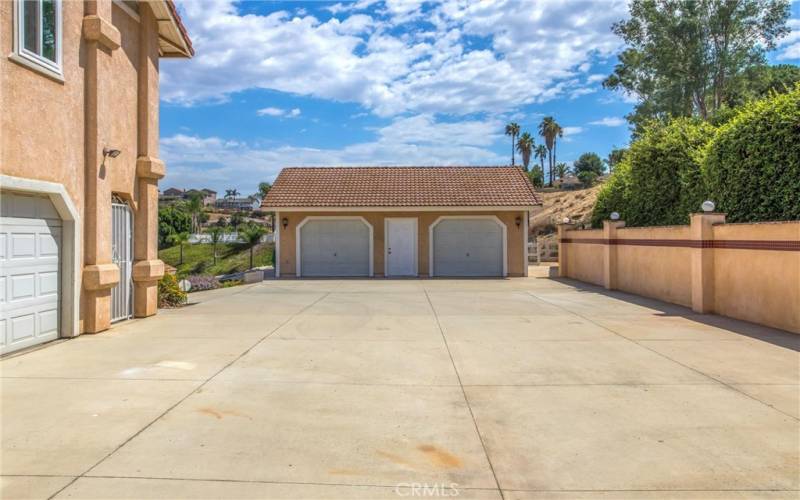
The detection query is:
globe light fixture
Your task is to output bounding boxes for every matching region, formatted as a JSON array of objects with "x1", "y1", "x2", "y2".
[
  {"x1": 701, "y1": 200, "x2": 715, "y2": 213},
  {"x1": 610, "y1": 212, "x2": 620, "y2": 221},
  {"x1": 563, "y1": 217, "x2": 571, "y2": 224}
]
